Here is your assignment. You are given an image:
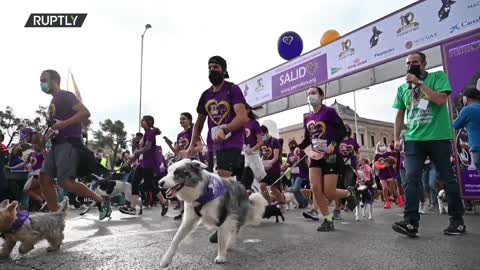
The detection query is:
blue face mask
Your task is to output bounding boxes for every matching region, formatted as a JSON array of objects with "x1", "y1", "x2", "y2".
[
  {"x1": 308, "y1": 95, "x2": 321, "y2": 105},
  {"x1": 262, "y1": 135, "x2": 269, "y2": 142},
  {"x1": 40, "y1": 82, "x2": 50, "y2": 94}
]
